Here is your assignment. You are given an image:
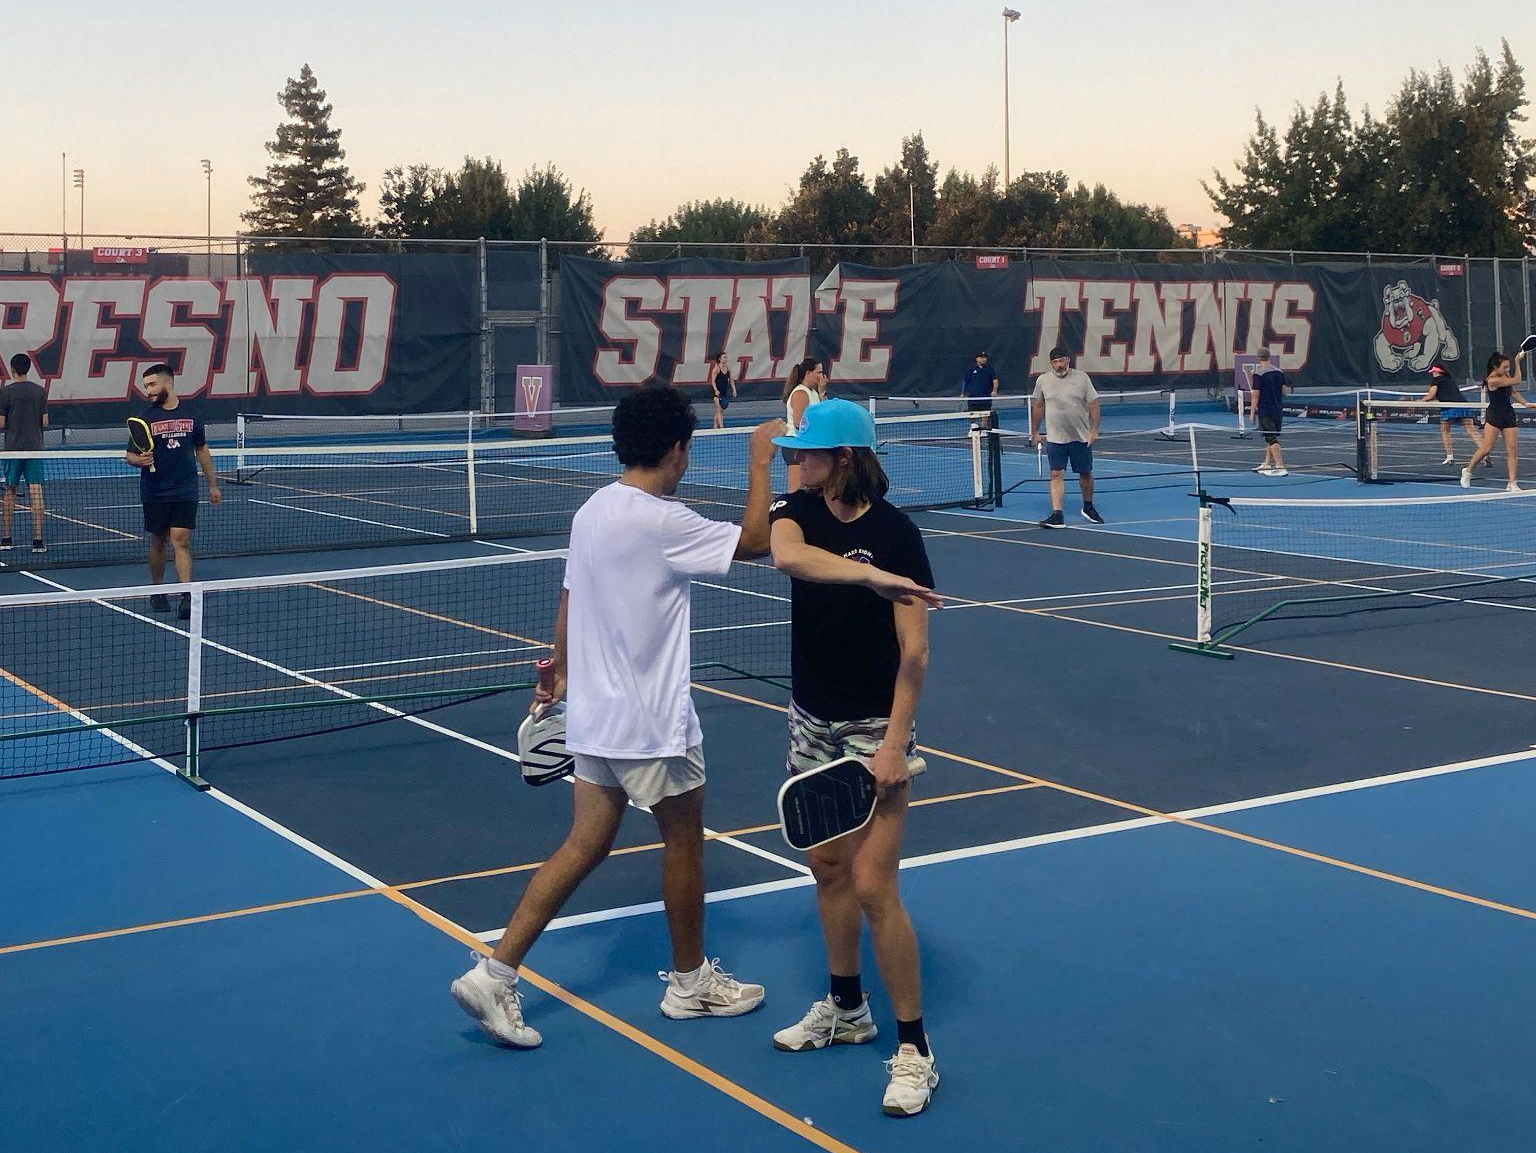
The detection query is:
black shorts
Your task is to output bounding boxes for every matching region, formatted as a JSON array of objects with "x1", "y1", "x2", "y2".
[
  {"x1": 965, "y1": 397, "x2": 993, "y2": 412},
  {"x1": 143, "y1": 500, "x2": 198, "y2": 535},
  {"x1": 1258, "y1": 410, "x2": 1282, "y2": 445},
  {"x1": 716, "y1": 392, "x2": 731, "y2": 410},
  {"x1": 1487, "y1": 412, "x2": 1517, "y2": 431}
]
